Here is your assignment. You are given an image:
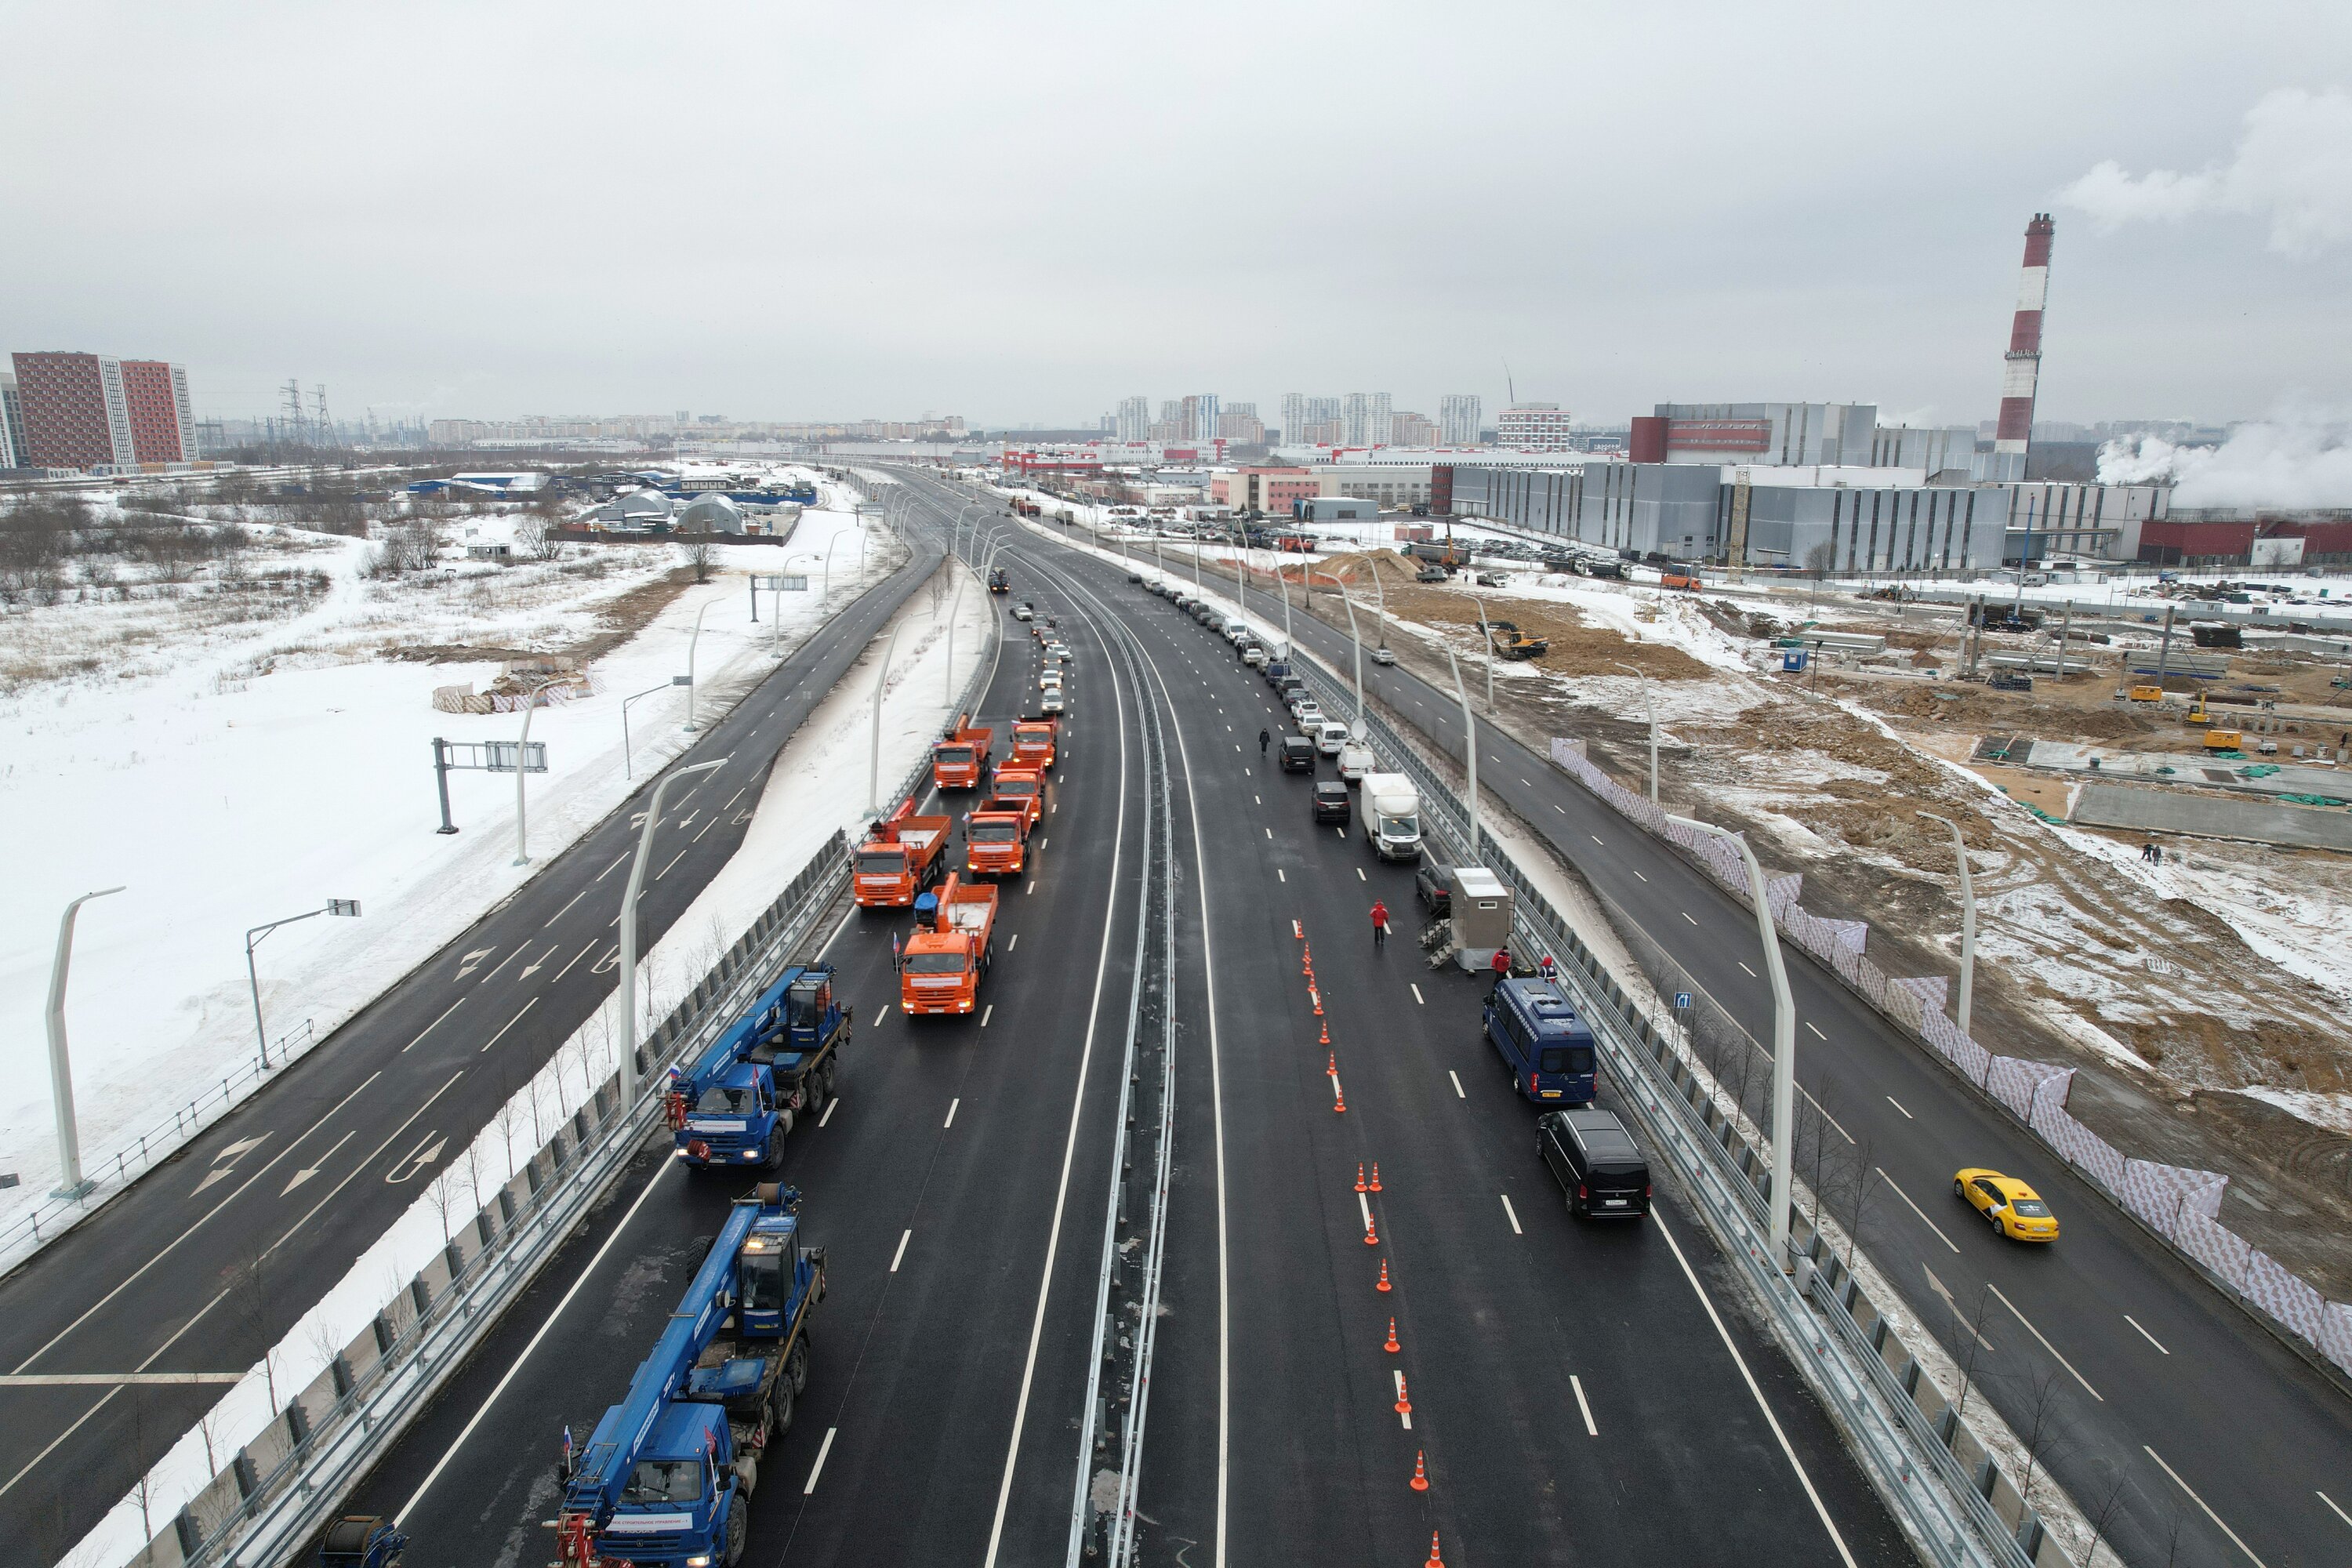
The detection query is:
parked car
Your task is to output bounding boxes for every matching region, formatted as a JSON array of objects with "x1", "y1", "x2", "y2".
[
  {"x1": 1311, "y1": 781, "x2": 1352, "y2": 822},
  {"x1": 1313, "y1": 720, "x2": 1350, "y2": 756},
  {"x1": 1337, "y1": 739, "x2": 1375, "y2": 780},
  {"x1": 1955, "y1": 1169, "x2": 2060, "y2": 1242},
  {"x1": 1278, "y1": 735, "x2": 1317, "y2": 772},
  {"x1": 1414, "y1": 857, "x2": 1451, "y2": 915},
  {"x1": 1539, "y1": 1108, "x2": 1650, "y2": 1219},
  {"x1": 1370, "y1": 646, "x2": 1396, "y2": 666}
]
